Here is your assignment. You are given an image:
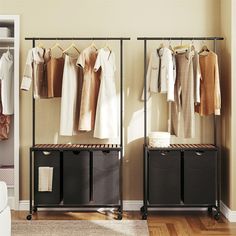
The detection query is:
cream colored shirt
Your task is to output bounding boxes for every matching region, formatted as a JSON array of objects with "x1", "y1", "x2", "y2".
[
  {"x1": 0, "y1": 51, "x2": 14, "y2": 115},
  {"x1": 142, "y1": 47, "x2": 176, "y2": 102}
]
